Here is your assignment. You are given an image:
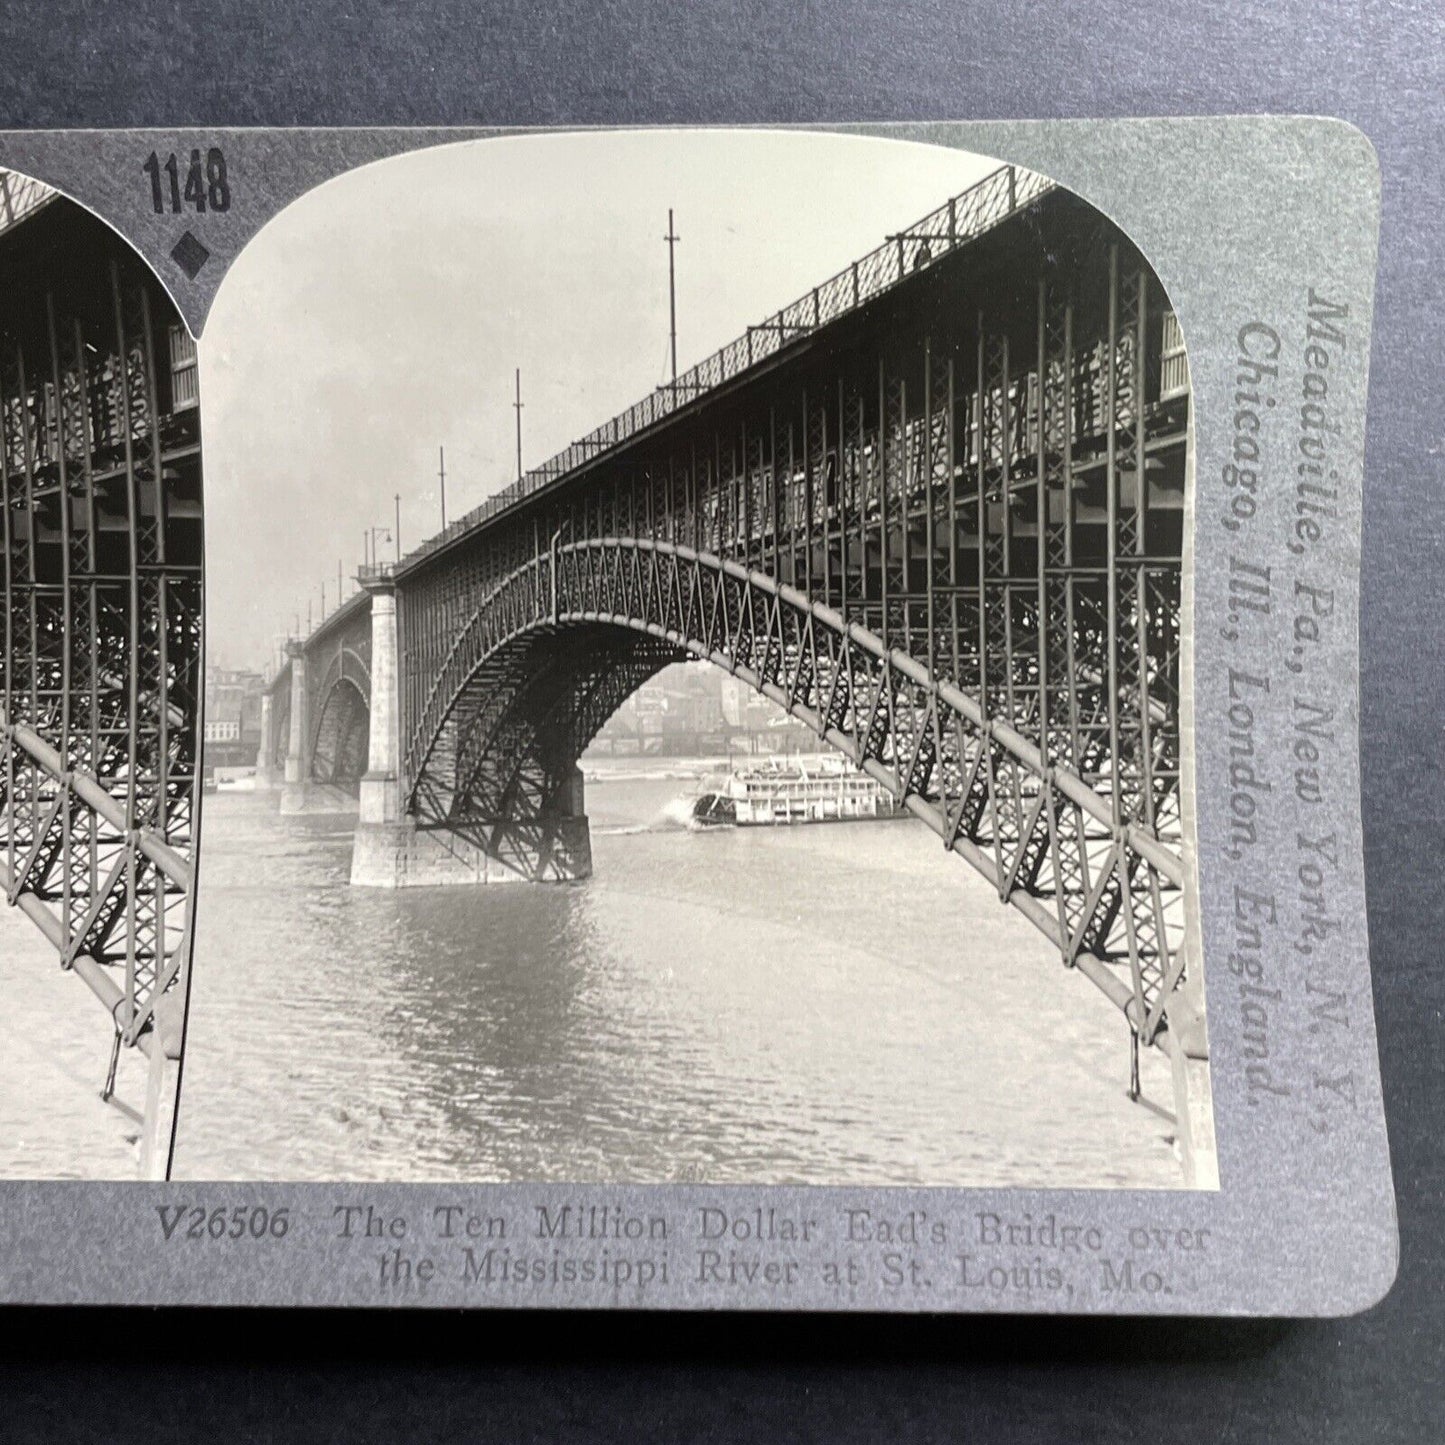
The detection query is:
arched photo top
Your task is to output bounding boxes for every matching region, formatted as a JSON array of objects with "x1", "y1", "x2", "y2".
[
  {"x1": 189, "y1": 129, "x2": 1209, "y2": 1192},
  {"x1": 0, "y1": 165, "x2": 203, "y2": 1182}
]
